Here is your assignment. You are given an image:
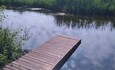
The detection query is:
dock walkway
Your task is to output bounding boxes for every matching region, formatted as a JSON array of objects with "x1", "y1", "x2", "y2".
[{"x1": 4, "y1": 35, "x2": 81, "y2": 70}]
